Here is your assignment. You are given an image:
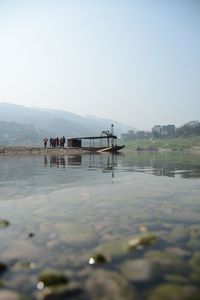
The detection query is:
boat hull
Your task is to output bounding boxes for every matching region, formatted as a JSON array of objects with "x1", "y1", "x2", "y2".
[{"x1": 81, "y1": 145, "x2": 125, "y2": 153}]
